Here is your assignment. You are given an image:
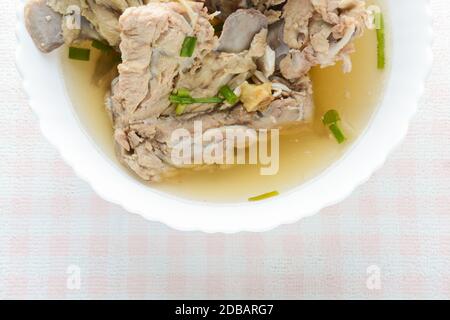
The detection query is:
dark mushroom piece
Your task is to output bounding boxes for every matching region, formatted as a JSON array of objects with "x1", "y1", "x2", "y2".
[
  {"x1": 217, "y1": 9, "x2": 268, "y2": 53},
  {"x1": 25, "y1": 0, "x2": 102, "y2": 53},
  {"x1": 25, "y1": 0, "x2": 64, "y2": 53}
]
